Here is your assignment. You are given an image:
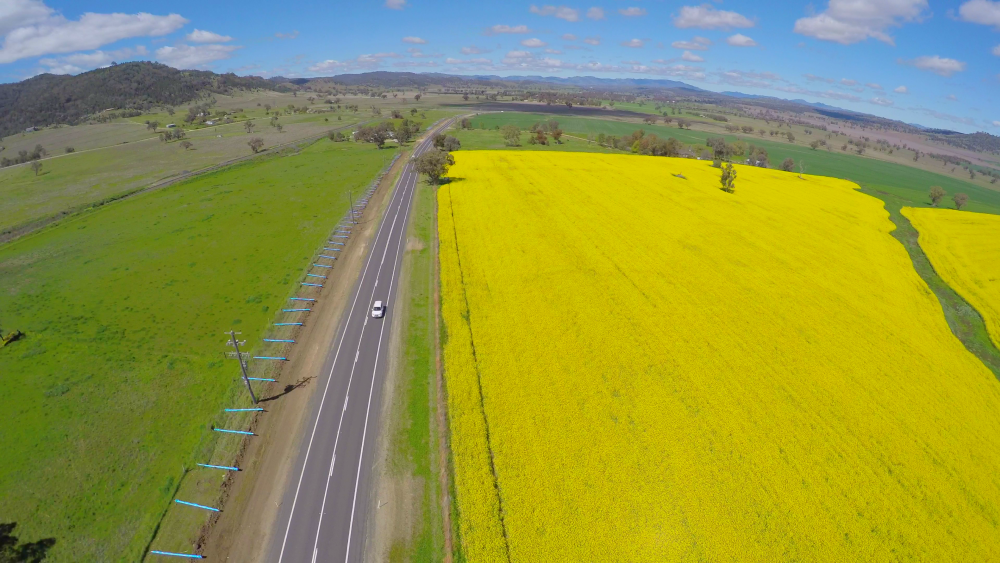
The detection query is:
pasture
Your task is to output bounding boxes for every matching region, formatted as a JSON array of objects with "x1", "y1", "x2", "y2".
[
  {"x1": 439, "y1": 151, "x2": 1000, "y2": 561},
  {"x1": 904, "y1": 208, "x2": 1000, "y2": 349},
  {"x1": 0, "y1": 139, "x2": 393, "y2": 561},
  {"x1": 454, "y1": 112, "x2": 1000, "y2": 214}
]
